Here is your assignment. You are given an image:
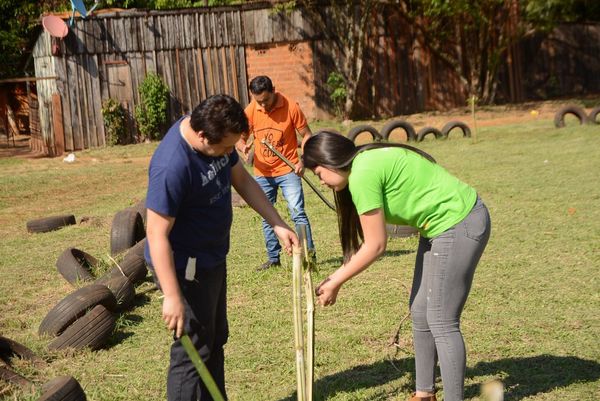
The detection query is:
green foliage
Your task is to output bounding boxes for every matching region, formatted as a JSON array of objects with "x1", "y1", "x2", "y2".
[
  {"x1": 134, "y1": 73, "x2": 170, "y2": 141},
  {"x1": 271, "y1": 0, "x2": 296, "y2": 15},
  {"x1": 326, "y1": 71, "x2": 347, "y2": 120},
  {"x1": 153, "y1": 0, "x2": 241, "y2": 9},
  {"x1": 523, "y1": 0, "x2": 600, "y2": 25},
  {"x1": 101, "y1": 98, "x2": 127, "y2": 146}
]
